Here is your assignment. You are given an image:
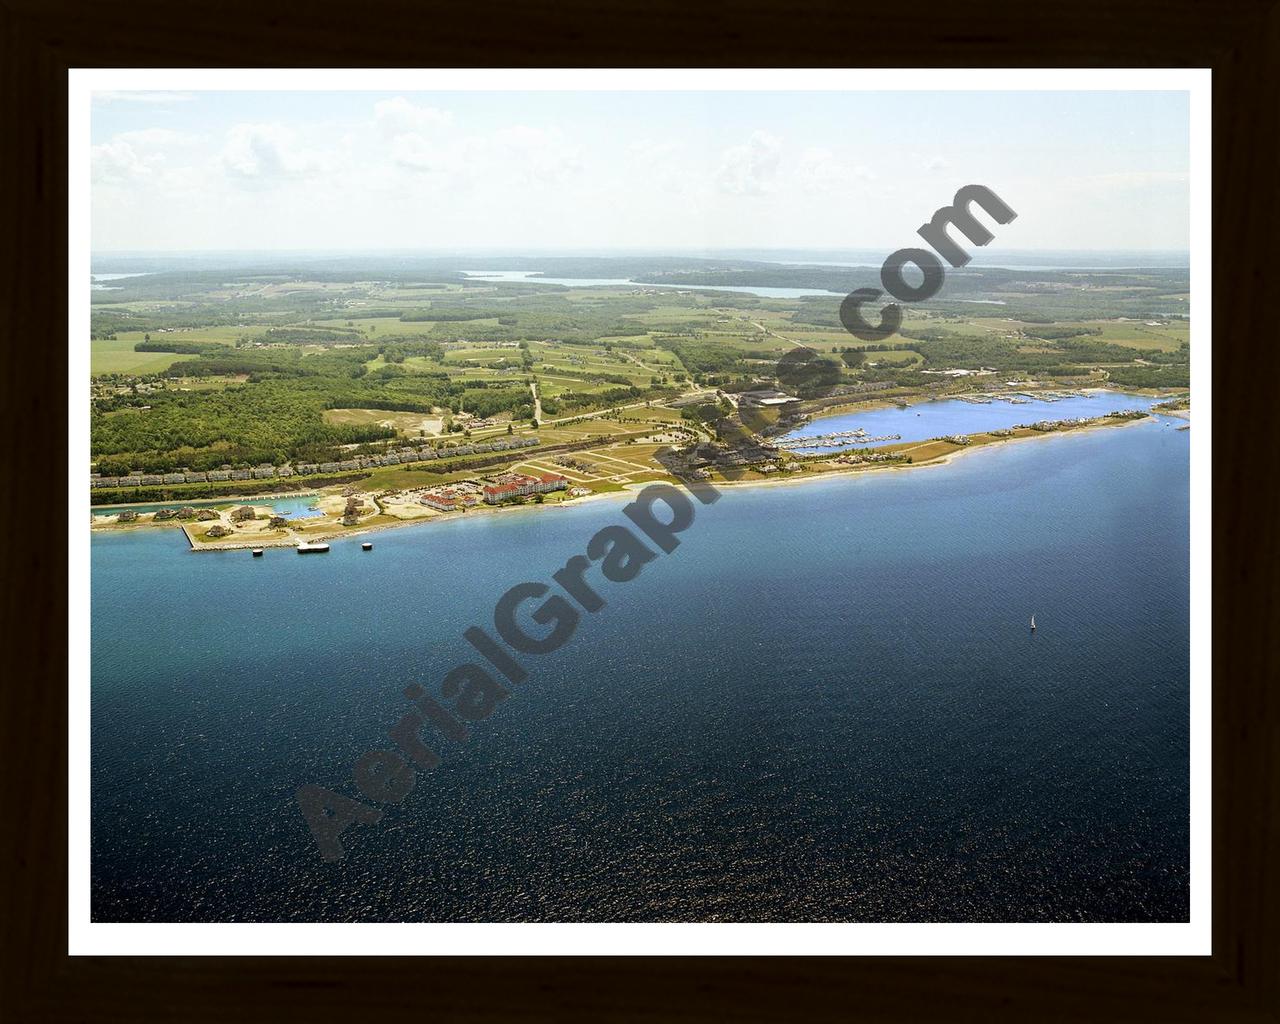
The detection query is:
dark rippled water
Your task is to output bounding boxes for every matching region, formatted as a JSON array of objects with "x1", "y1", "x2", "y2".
[{"x1": 91, "y1": 417, "x2": 1190, "y2": 922}]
